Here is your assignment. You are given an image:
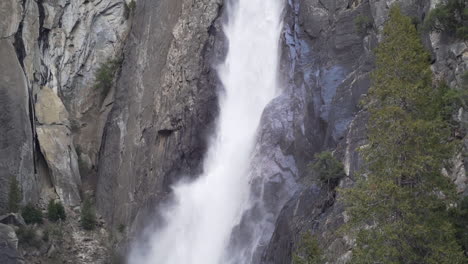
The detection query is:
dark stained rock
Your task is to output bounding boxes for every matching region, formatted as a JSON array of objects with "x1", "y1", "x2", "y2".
[
  {"x1": 0, "y1": 39, "x2": 36, "y2": 214},
  {"x1": 96, "y1": 0, "x2": 223, "y2": 234},
  {"x1": 261, "y1": 0, "x2": 467, "y2": 263}
]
